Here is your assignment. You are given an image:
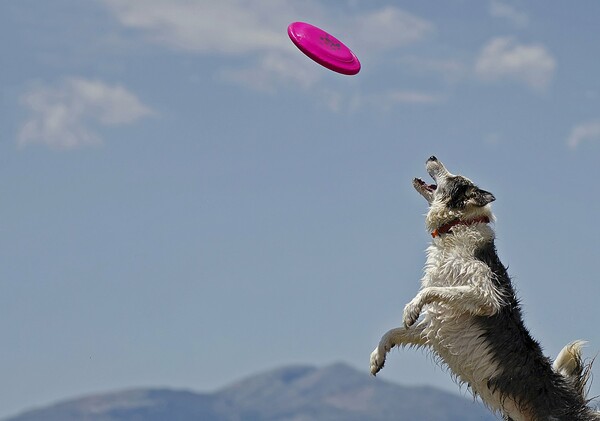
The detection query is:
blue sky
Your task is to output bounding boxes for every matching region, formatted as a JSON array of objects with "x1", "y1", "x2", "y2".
[{"x1": 2, "y1": 0, "x2": 600, "y2": 417}]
